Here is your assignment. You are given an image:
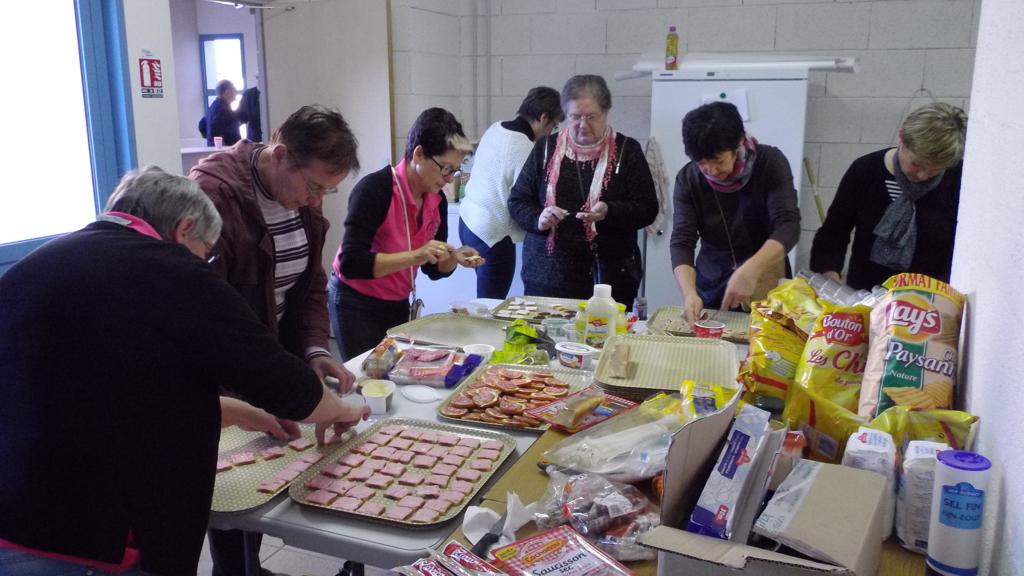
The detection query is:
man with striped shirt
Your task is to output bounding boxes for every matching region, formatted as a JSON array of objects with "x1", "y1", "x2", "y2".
[{"x1": 190, "y1": 105, "x2": 360, "y2": 576}]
